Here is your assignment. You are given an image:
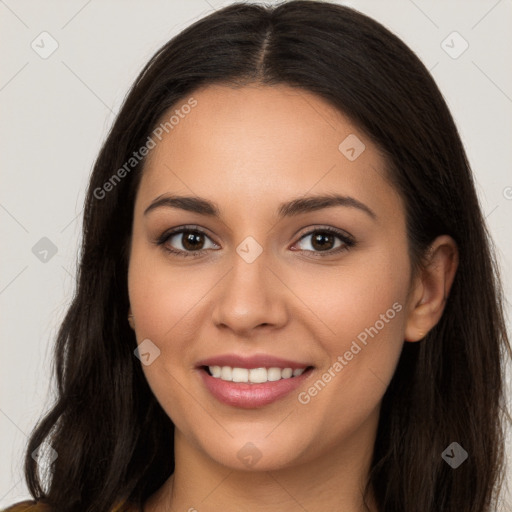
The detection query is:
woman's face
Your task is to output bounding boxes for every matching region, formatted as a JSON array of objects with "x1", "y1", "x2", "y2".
[{"x1": 128, "y1": 83, "x2": 414, "y2": 471}]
